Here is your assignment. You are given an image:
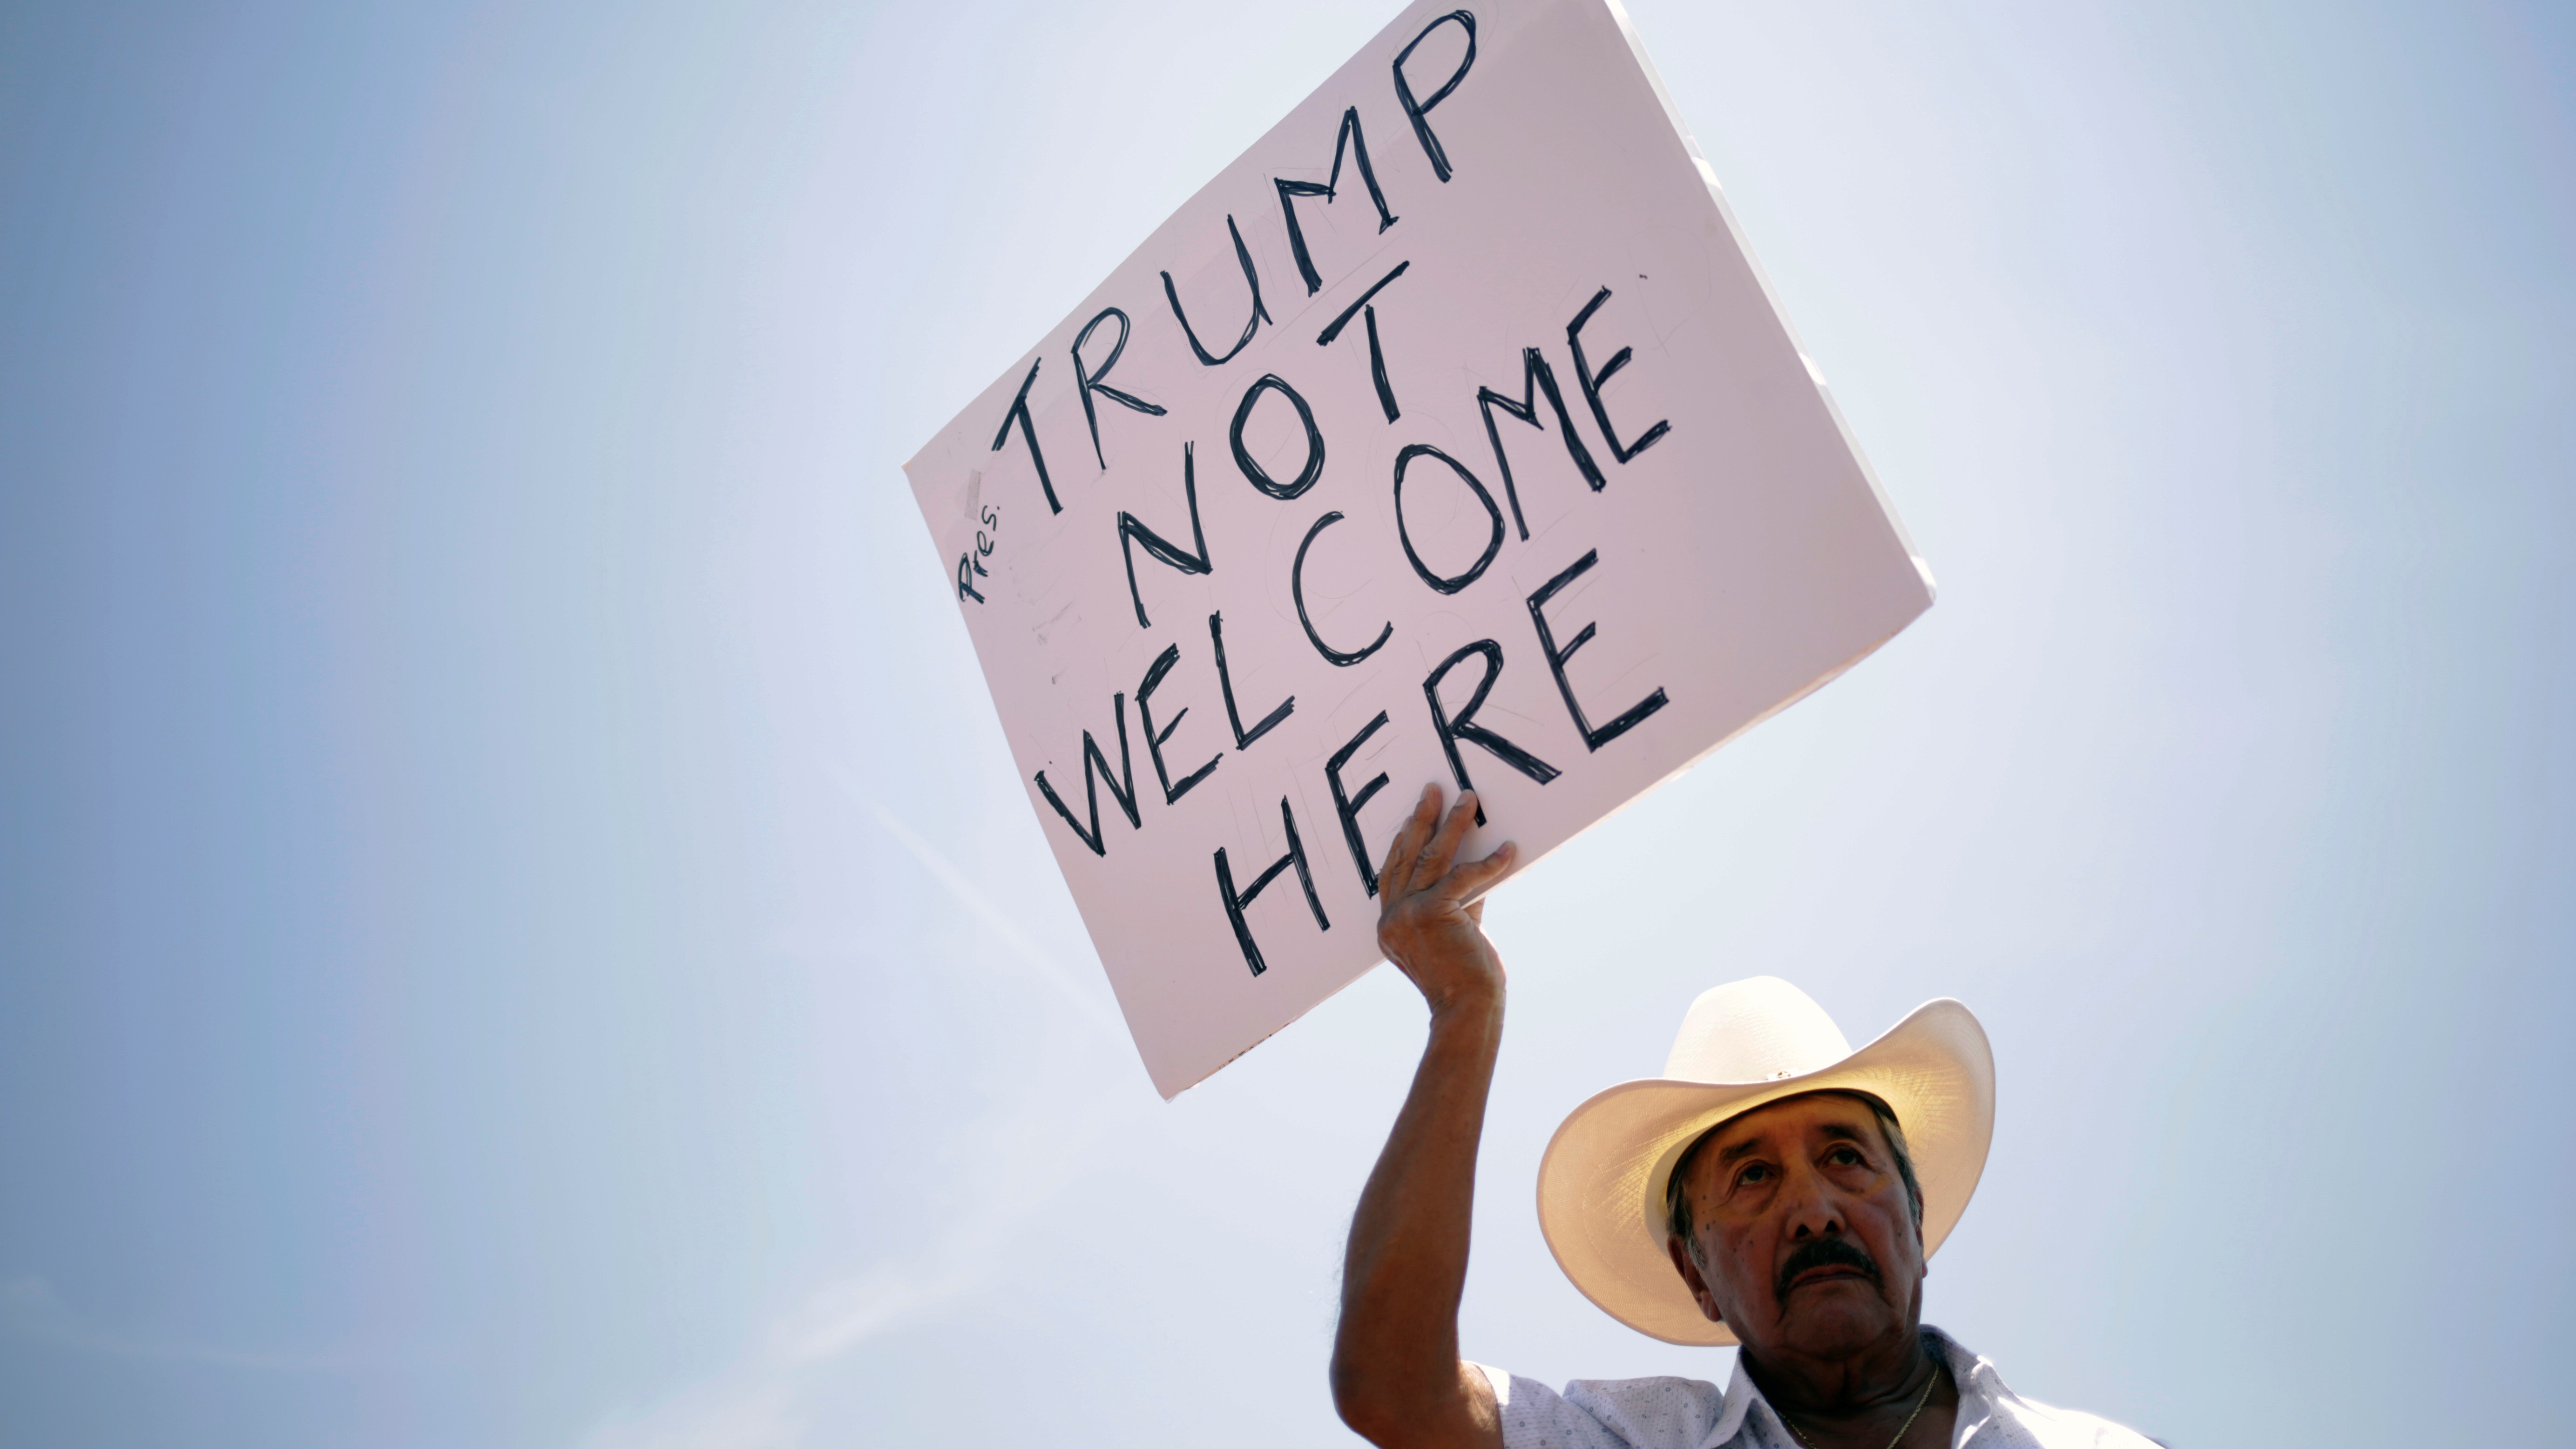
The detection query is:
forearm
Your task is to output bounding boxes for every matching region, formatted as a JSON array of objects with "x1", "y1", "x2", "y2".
[{"x1": 1331, "y1": 991, "x2": 1506, "y2": 1445}]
